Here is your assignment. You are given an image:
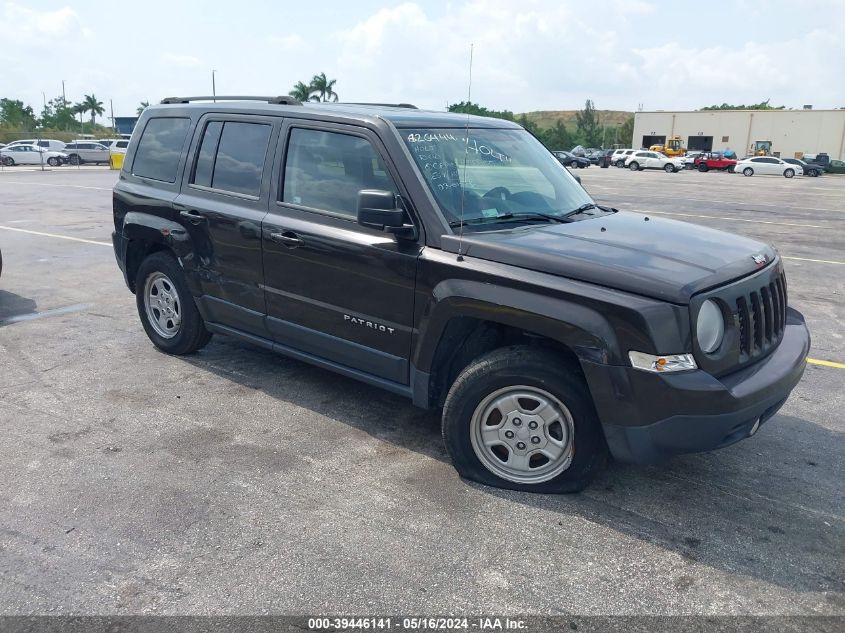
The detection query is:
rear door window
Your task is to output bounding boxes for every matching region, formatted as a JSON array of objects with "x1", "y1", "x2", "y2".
[
  {"x1": 132, "y1": 117, "x2": 191, "y2": 183},
  {"x1": 191, "y1": 120, "x2": 272, "y2": 197}
]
